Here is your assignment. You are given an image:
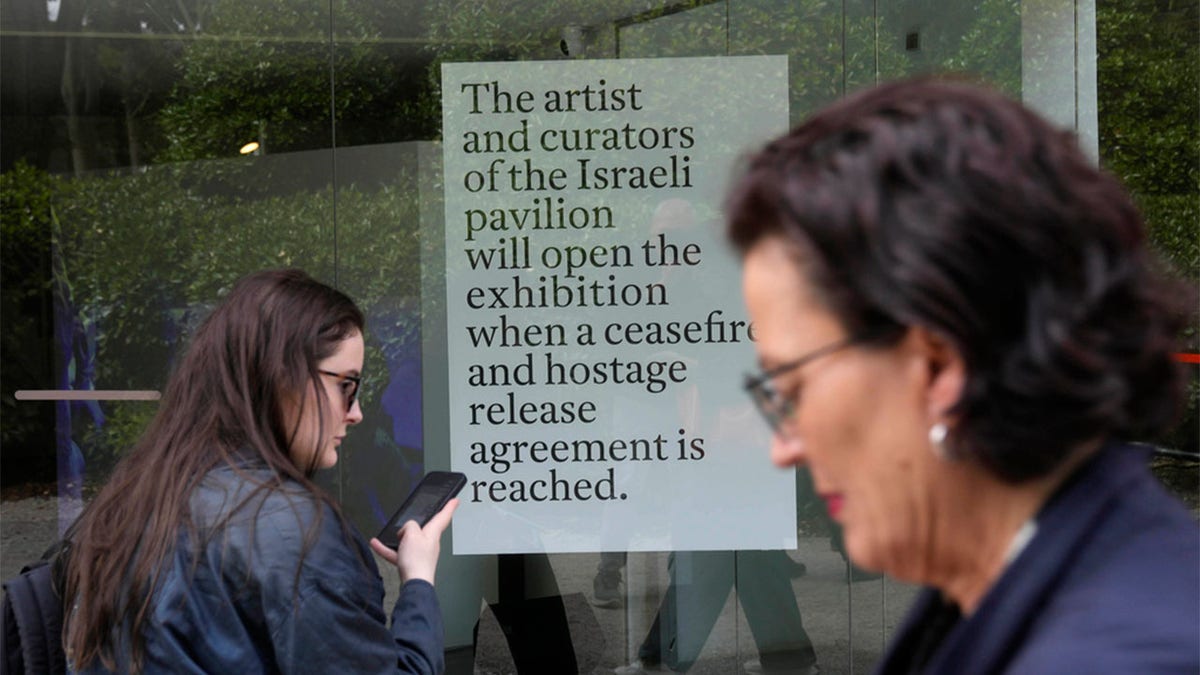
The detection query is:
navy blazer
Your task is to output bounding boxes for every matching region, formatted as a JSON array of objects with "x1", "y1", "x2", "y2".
[
  {"x1": 73, "y1": 463, "x2": 445, "y2": 674},
  {"x1": 876, "y1": 442, "x2": 1199, "y2": 674}
]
